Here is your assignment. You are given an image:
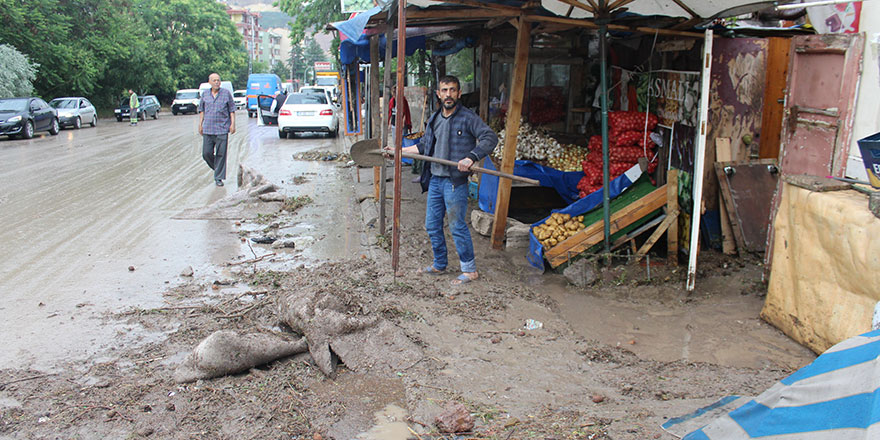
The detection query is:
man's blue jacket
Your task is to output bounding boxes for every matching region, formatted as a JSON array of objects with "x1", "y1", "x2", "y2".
[{"x1": 416, "y1": 103, "x2": 498, "y2": 192}]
